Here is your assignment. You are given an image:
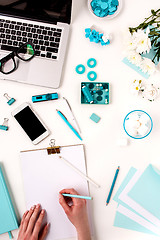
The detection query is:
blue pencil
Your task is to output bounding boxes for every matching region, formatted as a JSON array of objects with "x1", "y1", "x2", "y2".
[
  {"x1": 62, "y1": 193, "x2": 93, "y2": 200},
  {"x1": 106, "y1": 166, "x2": 120, "y2": 205}
]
